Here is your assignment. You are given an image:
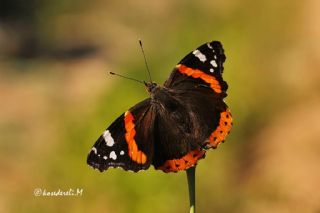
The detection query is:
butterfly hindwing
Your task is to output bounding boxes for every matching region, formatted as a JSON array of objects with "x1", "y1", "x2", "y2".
[
  {"x1": 150, "y1": 86, "x2": 225, "y2": 171},
  {"x1": 173, "y1": 88, "x2": 232, "y2": 149},
  {"x1": 87, "y1": 99, "x2": 155, "y2": 172},
  {"x1": 151, "y1": 90, "x2": 199, "y2": 168}
]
